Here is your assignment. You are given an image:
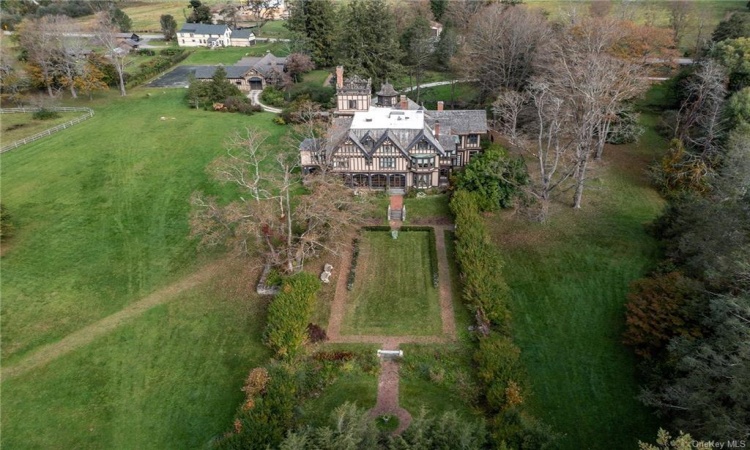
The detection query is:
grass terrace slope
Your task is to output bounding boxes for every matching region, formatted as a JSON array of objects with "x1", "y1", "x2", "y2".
[{"x1": 342, "y1": 230, "x2": 441, "y2": 336}]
